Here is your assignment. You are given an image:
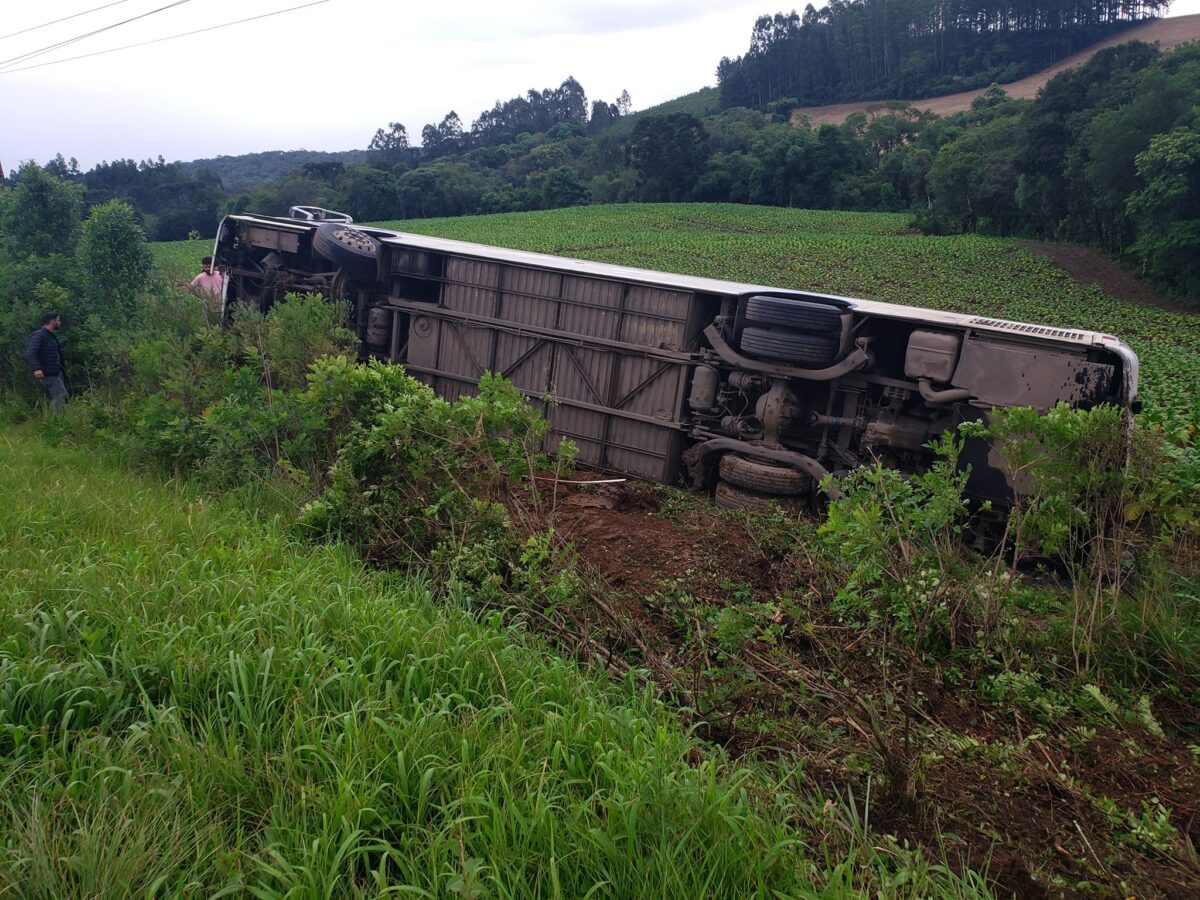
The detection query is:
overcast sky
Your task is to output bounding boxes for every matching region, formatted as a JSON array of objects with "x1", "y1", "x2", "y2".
[{"x1": 3, "y1": 0, "x2": 1199, "y2": 171}]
